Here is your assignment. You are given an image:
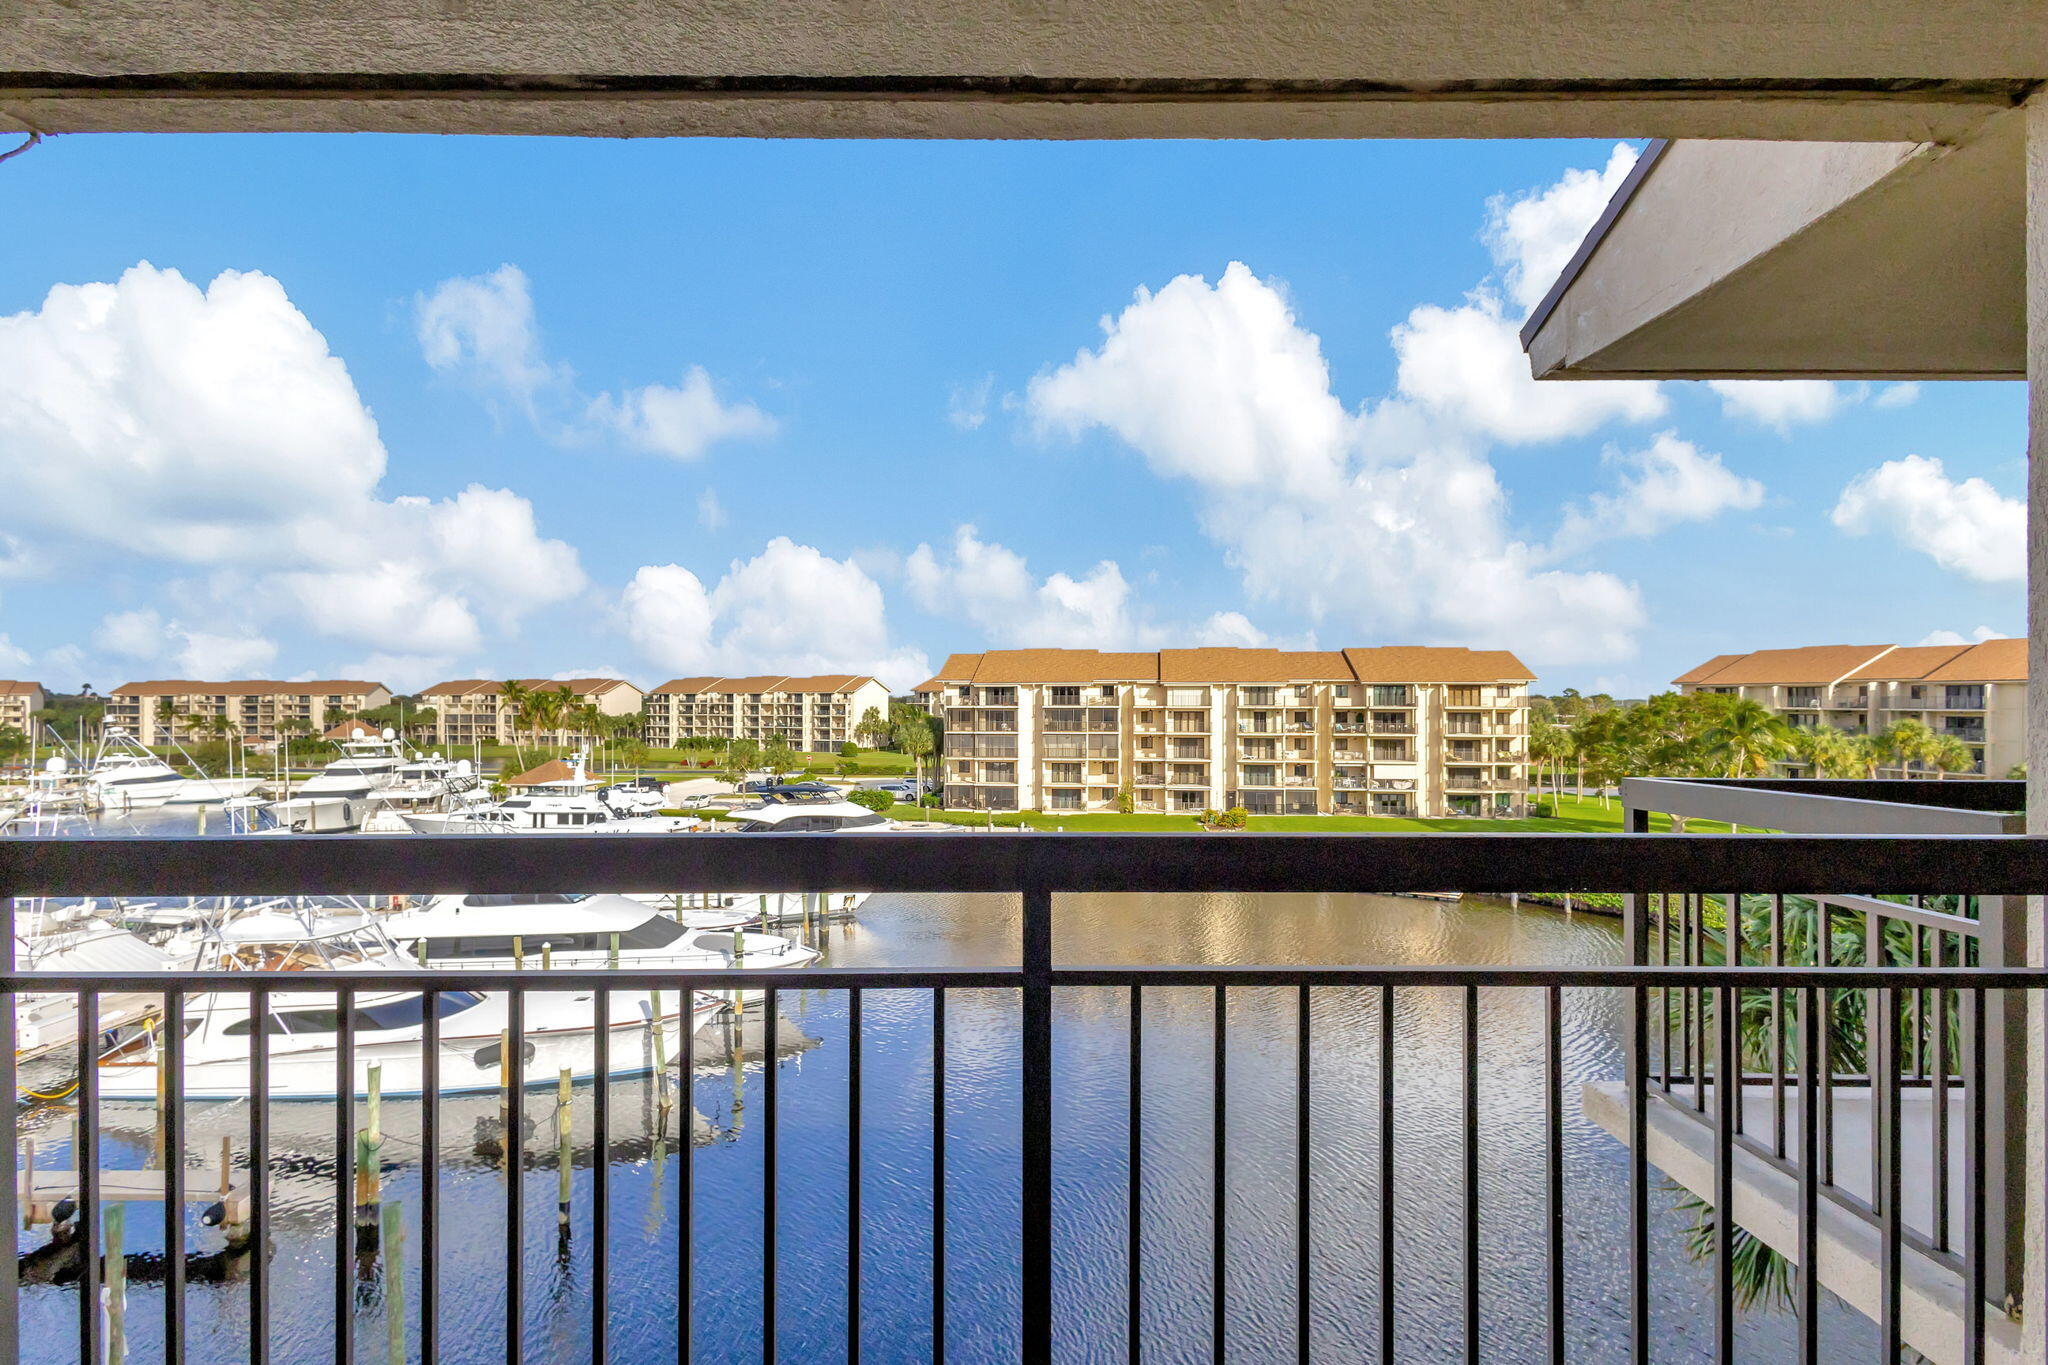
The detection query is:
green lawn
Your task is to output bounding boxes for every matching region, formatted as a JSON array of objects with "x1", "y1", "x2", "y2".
[{"x1": 891, "y1": 793, "x2": 1736, "y2": 833}]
